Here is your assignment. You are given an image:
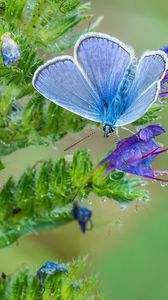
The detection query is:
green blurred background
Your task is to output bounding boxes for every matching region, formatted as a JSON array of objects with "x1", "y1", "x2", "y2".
[{"x1": 1, "y1": 0, "x2": 168, "y2": 299}]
